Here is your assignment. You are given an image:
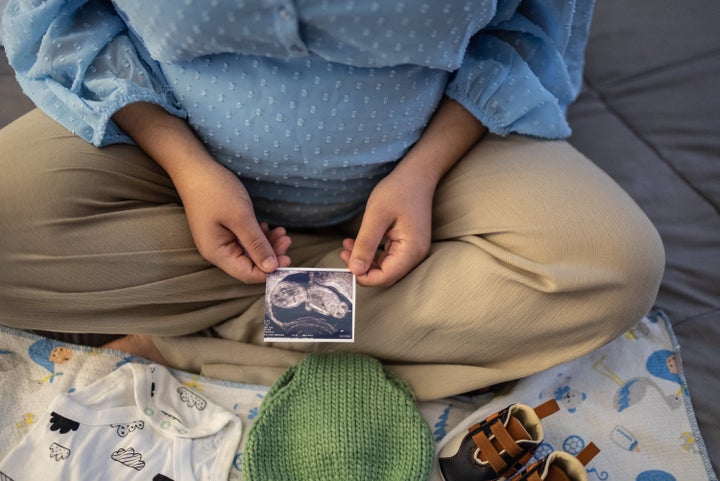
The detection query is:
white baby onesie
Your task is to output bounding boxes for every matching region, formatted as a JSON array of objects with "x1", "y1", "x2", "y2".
[{"x1": 0, "y1": 363, "x2": 242, "y2": 480}]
